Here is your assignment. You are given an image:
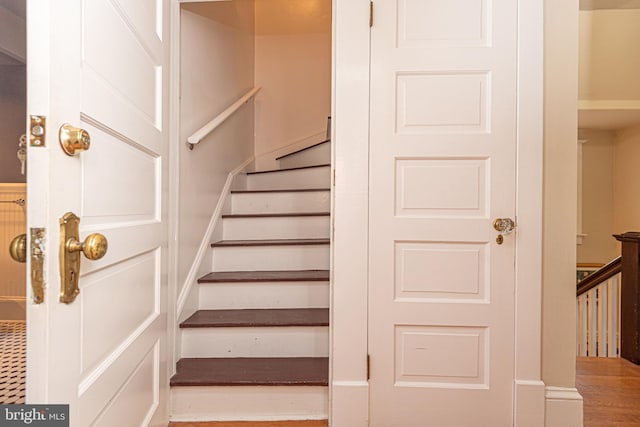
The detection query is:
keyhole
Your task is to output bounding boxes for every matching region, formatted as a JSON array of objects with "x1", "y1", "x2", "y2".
[{"x1": 496, "y1": 234, "x2": 504, "y2": 245}]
